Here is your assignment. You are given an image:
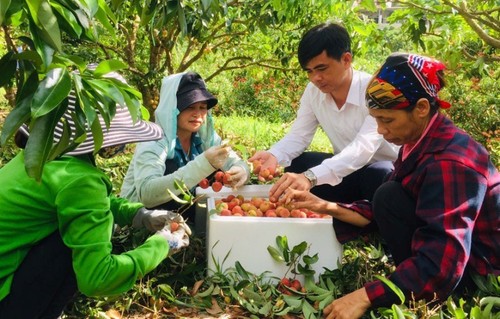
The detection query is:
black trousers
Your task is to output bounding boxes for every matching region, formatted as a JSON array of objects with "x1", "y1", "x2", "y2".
[
  {"x1": 286, "y1": 151, "x2": 394, "y2": 203},
  {"x1": 0, "y1": 231, "x2": 77, "y2": 319},
  {"x1": 372, "y1": 181, "x2": 419, "y2": 265},
  {"x1": 372, "y1": 181, "x2": 477, "y2": 297}
]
